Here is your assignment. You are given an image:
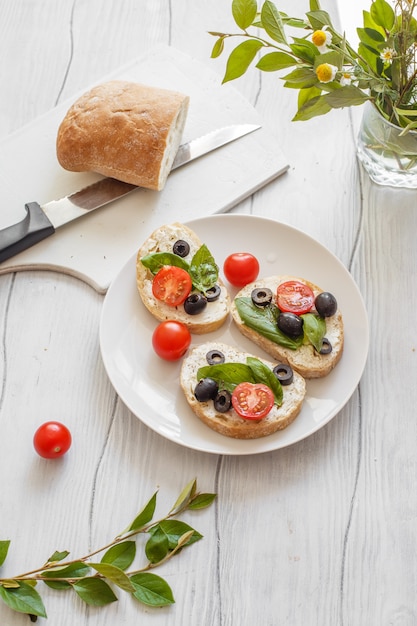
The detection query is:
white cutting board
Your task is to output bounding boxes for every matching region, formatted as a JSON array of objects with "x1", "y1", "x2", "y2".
[{"x1": 0, "y1": 45, "x2": 288, "y2": 293}]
